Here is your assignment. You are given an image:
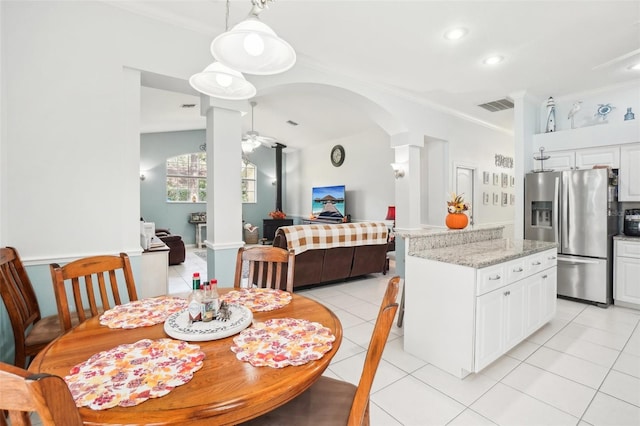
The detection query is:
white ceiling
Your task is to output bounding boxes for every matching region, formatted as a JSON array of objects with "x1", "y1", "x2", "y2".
[{"x1": 133, "y1": 0, "x2": 640, "y2": 150}]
